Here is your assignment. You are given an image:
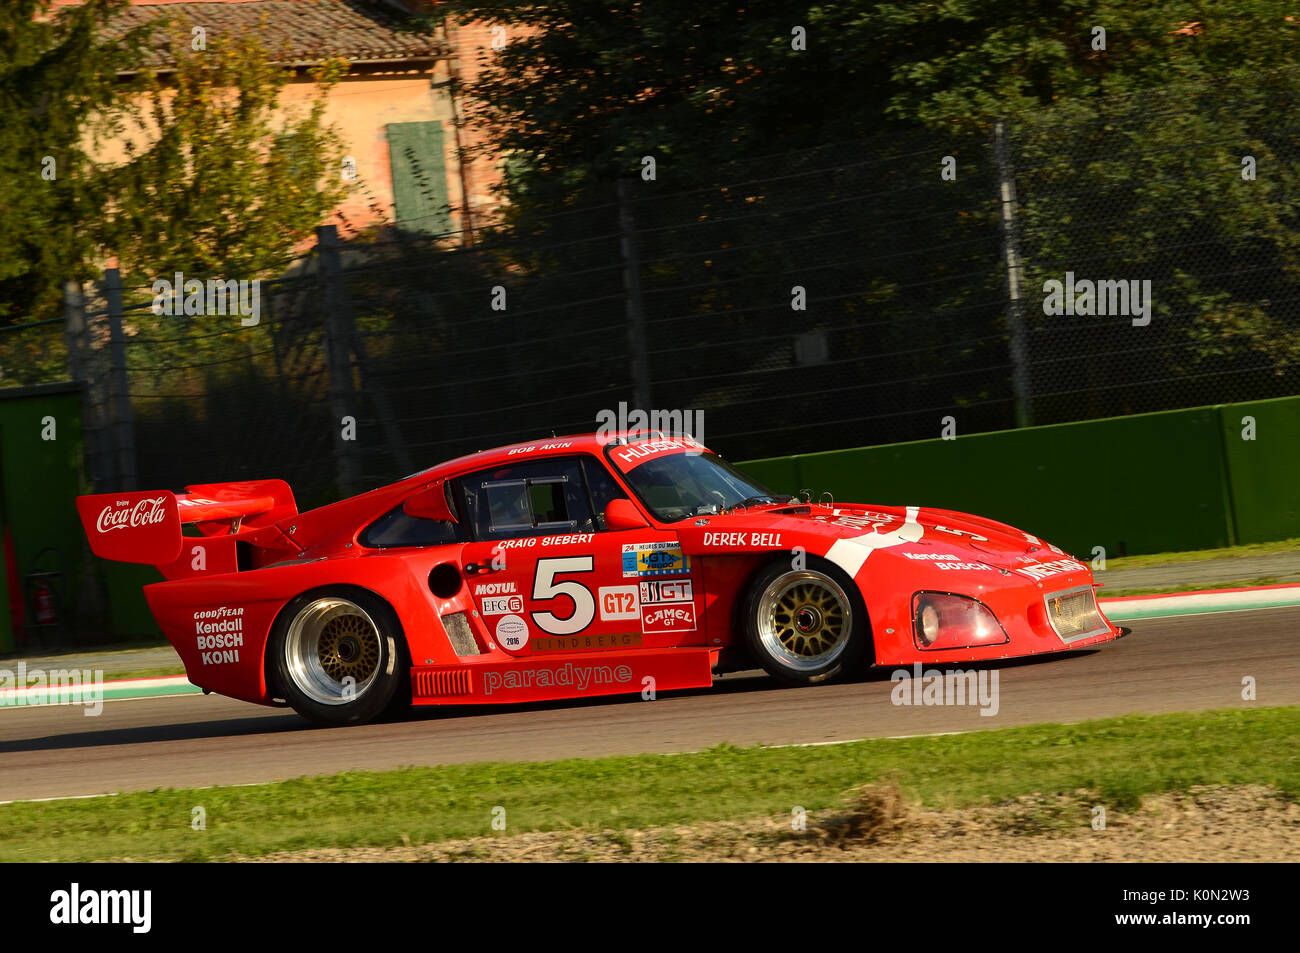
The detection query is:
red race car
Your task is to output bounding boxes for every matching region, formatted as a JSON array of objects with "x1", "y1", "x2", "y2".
[{"x1": 76, "y1": 433, "x2": 1121, "y2": 725}]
